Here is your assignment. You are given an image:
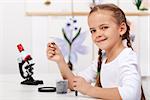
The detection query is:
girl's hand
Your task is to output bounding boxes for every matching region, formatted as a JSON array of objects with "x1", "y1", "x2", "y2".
[
  {"x1": 46, "y1": 42, "x2": 64, "y2": 63},
  {"x1": 73, "y1": 76, "x2": 91, "y2": 95}
]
